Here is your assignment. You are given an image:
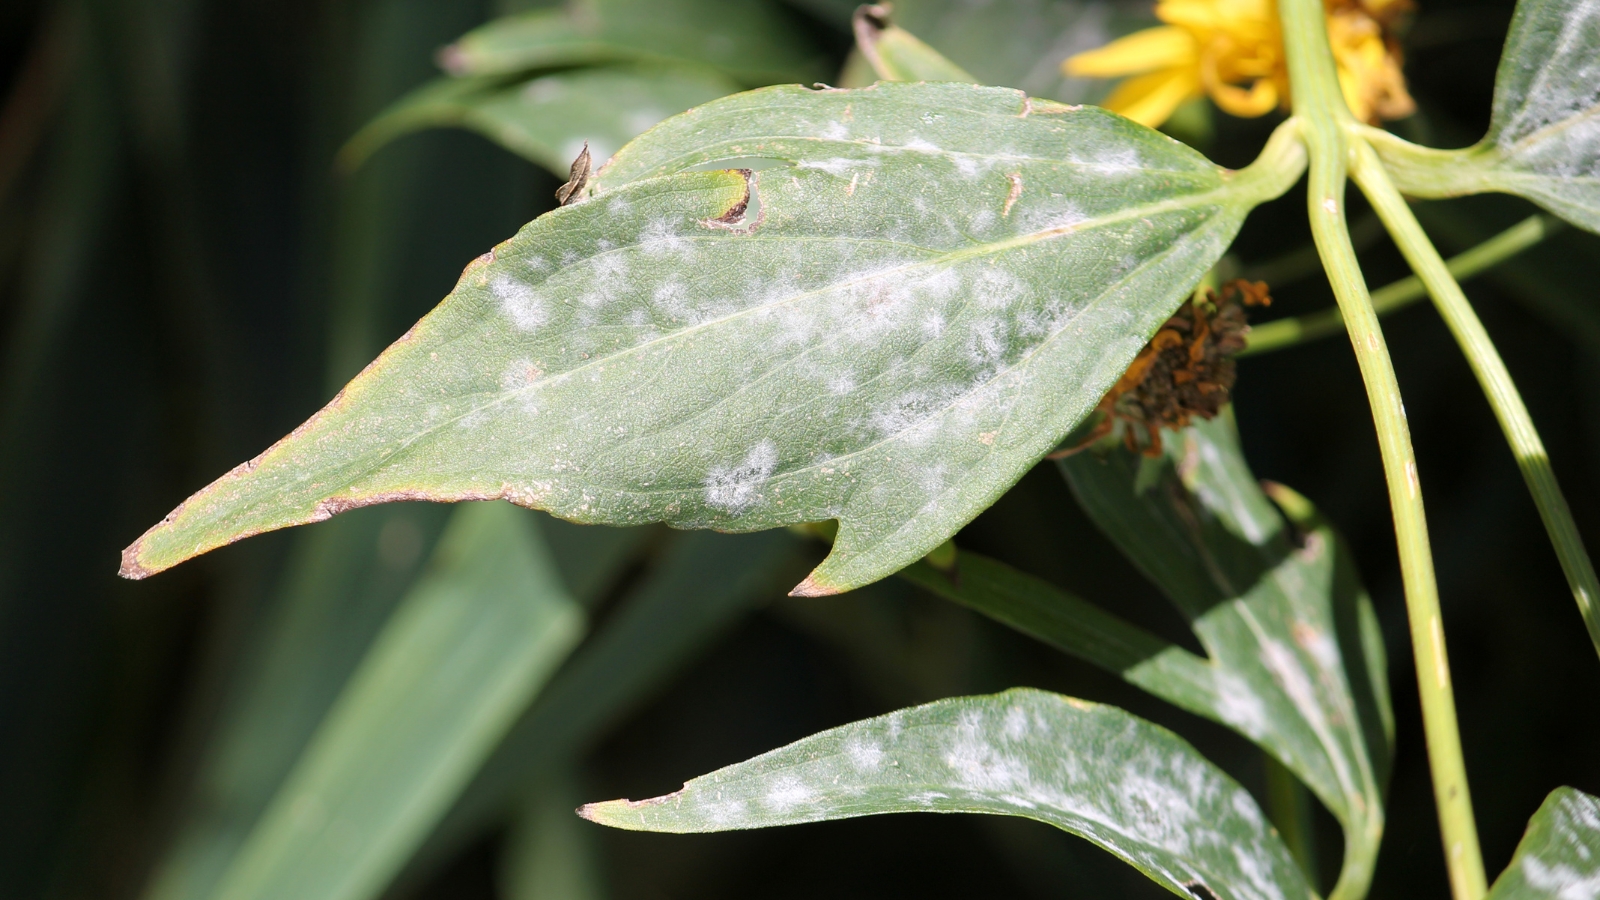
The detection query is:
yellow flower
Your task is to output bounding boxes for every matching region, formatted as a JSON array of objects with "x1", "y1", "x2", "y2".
[{"x1": 1064, "y1": 0, "x2": 1413, "y2": 127}]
